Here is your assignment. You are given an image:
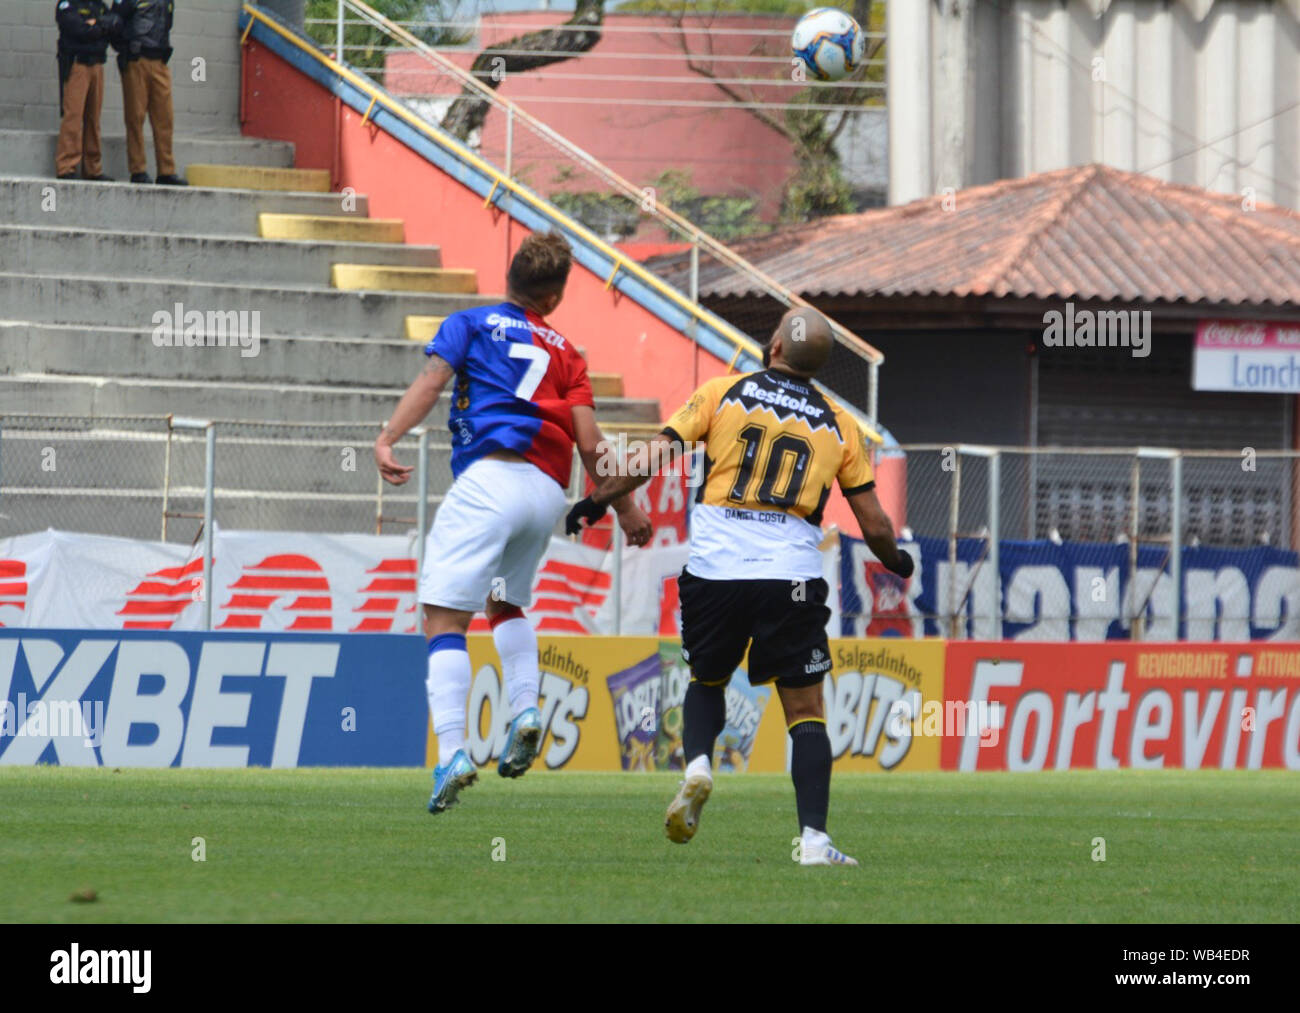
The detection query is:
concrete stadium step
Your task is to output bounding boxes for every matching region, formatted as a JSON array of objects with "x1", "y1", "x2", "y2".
[
  {"x1": 404, "y1": 316, "x2": 445, "y2": 341},
  {"x1": 0, "y1": 177, "x2": 368, "y2": 236},
  {"x1": 1, "y1": 323, "x2": 427, "y2": 388},
  {"x1": 1, "y1": 318, "x2": 625, "y2": 394},
  {"x1": 0, "y1": 272, "x2": 495, "y2": 339},
  {"x1": 0, "y1": 226, "x2": 441, "y2": 288},
  {"x1": 590, "y1": 374, "x2": 625, "y2": 397},
  {"x1": 260, "y1": 213, "x2": 404, "y2": 243},
  {"x1": 0, "y1": 496, "x2": 182, "y2": 543},
  {"x1": 331, "y1": 264, "x2": 478, "y2": 294},
  {"x1": 187, "y1": 164, "x2": 331, "y2": 192},
  {"x1": 0, "y1": 128, "x2": 295, "y2": 178},
  {"x1": 0, "y1": 428, "x2": 454, "y2": 497},
  {"x1": 0, "y1": 374, "x2": 663, "y2": 425}
]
